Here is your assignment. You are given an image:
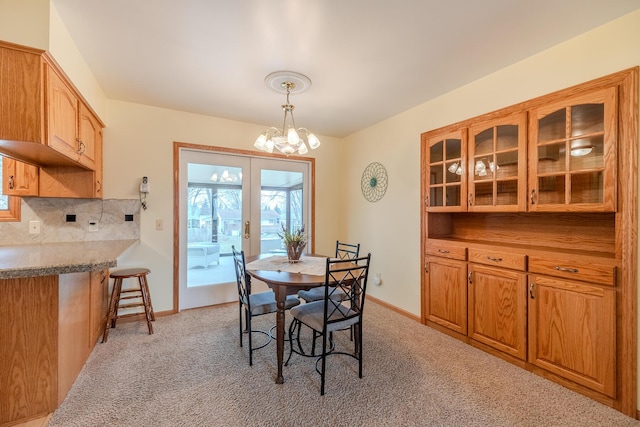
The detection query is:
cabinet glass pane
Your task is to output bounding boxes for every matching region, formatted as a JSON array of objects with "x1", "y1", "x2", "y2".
[
  {"x1": 496, "y1": 125, "x2": 518, "y2": 151},
  {"x1": 446, "y1": 161, "x2": 462, "y2": 183},
  {"x1": 537, "y1": 175, "x2": 565, "y2": 204},
  {"x1": 474, "y1": 129, "x2": 493, "y2": 156},
  {"x1": 473, "y1": 156, "x2": 494, "y2": 180},
  {"x1": 571, "y1": 172, "x2": 603, "y2": 204},
  {"x1": 538, "y1": 109, "x2": 566, "y2": 142},
  {"x1": 473, "y1": 181, "x2": 493, "y2": 206},
  {"x1": 430, "y1": 140, "x2": 443, "y2": 163},
  {"x1": 496, "y1": 151, "x2": 518, "y2": 179},
  {"x1": 537, "y1": 143, "x2": 566, "y2": 174},
  {"x1": 430, "y1": 164, "x2": 443, "y2": 185},
  {"x1": 571, "y1": 104, "x2": 604, "y2": 137},
  {"x1": 430, "y1": 187, "x2": 444, "y2": 207},
  {"x1": 569, "y1": 135, "x2": 604, "y2": 171},
  {"x1": 446, "y1": 185, "x2": 461, "y2": 207},
  {"x1": 445, "y1": 138, "x2": 461, "y2": 160},
  {"x1": 496, "y1": 180, "x2": 518, "y2": 205}
]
